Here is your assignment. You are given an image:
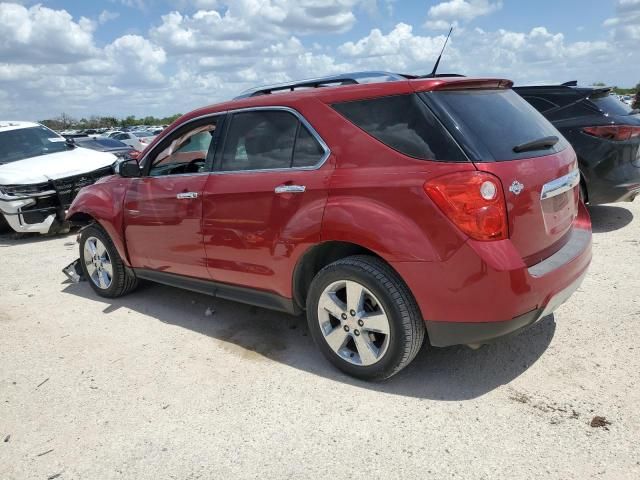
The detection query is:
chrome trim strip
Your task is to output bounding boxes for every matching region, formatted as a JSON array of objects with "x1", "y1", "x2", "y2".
[
  {"x1": 540, "y1": 169, "x2": 580, "y2": 200},
  {"x1": 140, "y1": 106, "x2": 331, "y2": 177}
]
